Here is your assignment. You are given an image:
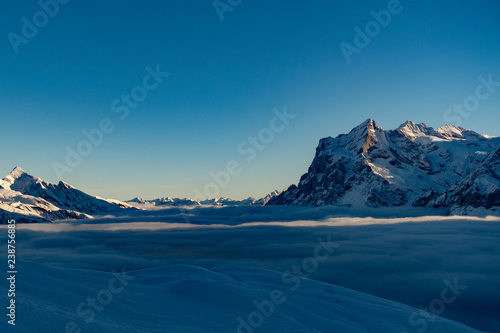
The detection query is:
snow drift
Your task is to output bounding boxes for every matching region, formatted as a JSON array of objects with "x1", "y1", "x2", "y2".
[{"x1": 0, "y1": 260, "x2": 484, "y2": 333}]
